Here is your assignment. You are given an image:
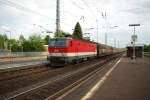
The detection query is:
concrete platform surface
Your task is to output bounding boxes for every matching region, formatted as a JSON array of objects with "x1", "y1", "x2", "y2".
[
  {"x1": 0, "y1": 56, "x2": 46, "y2": 63},
  {"x1": 0, "y1": 60, "x2": 49, "y2": 73},
  {"x1": 87, "y1": 57, "x2": 150, "y2": 100}
]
